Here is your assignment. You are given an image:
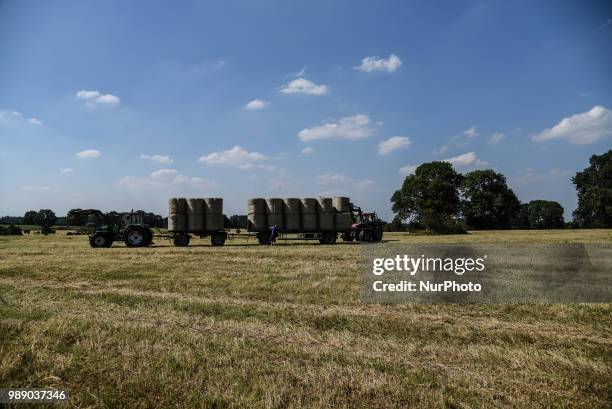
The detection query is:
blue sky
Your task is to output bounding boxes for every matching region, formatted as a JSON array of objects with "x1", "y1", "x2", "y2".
[{"x1": 1, "y1": 0, "x2": 611, "y2": 220}]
